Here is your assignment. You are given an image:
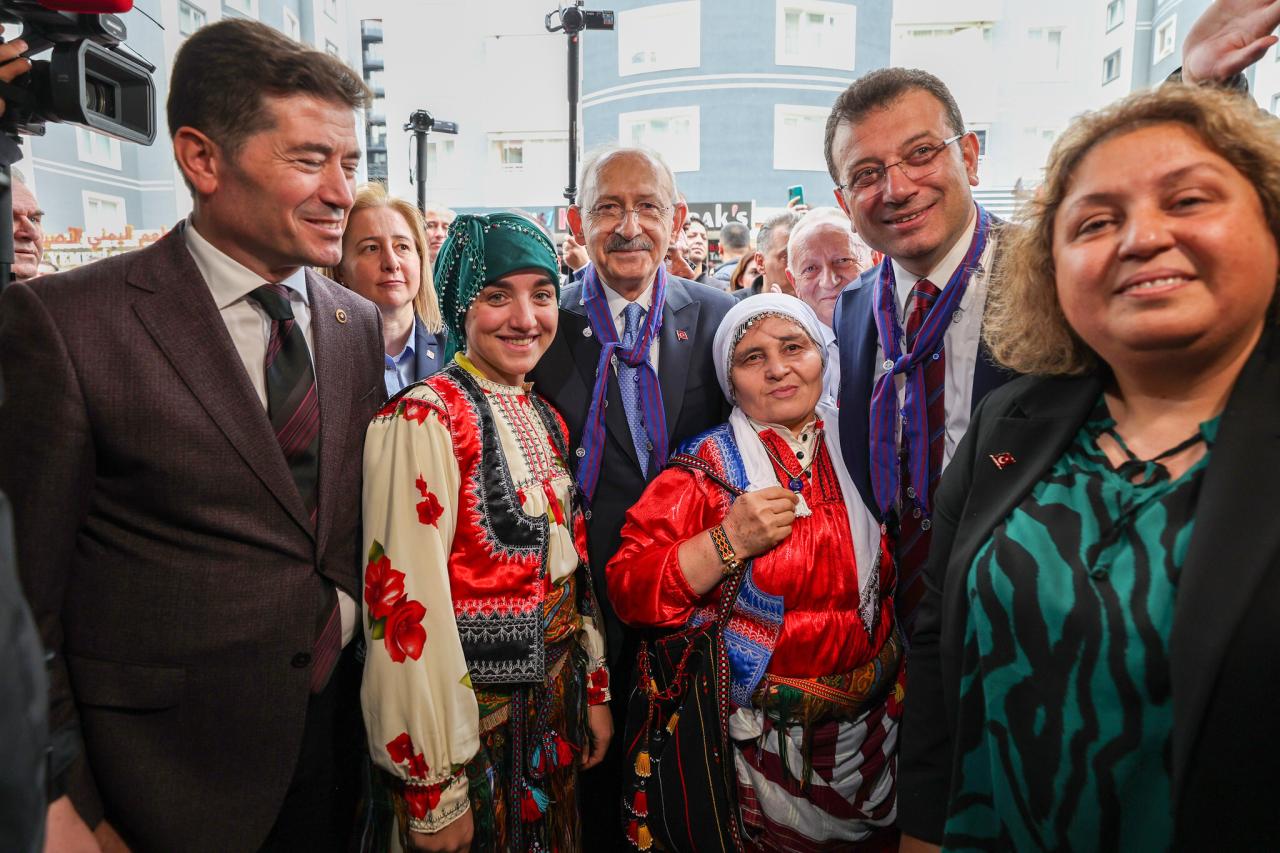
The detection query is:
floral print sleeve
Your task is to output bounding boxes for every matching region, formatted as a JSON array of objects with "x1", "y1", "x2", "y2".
[{"x1": 362, "y1": 386, "x2": 476, "y2": 833}]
